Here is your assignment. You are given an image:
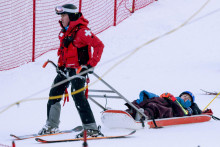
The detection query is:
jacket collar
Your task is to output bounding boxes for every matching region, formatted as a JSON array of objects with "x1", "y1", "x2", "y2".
[{"x1": 64, "y1": 15, "x2": 89, "y2": 36}]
